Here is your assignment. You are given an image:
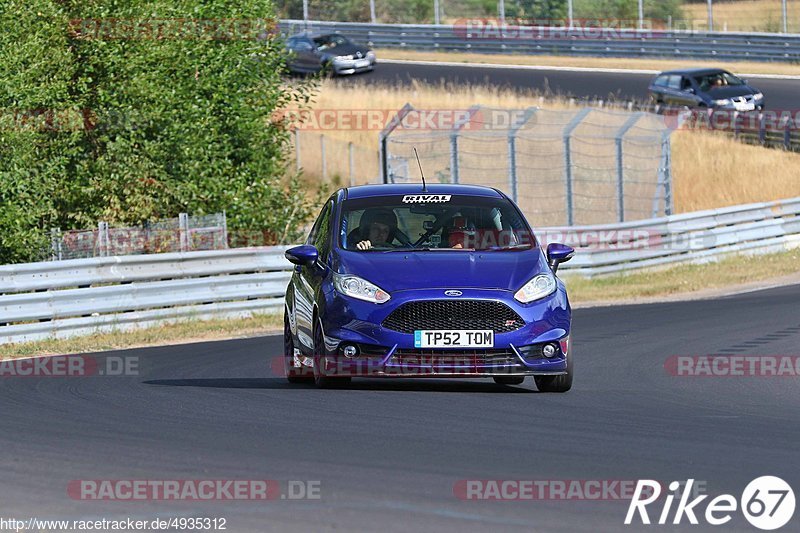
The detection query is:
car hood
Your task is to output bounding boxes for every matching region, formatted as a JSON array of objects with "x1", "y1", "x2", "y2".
[
  {"x1": 706, "y1": 85, "x2": 759, "y2": 98},
  {"x1": 334, "y1": 249, "x2": 550, "y2": 292},
  {"x1": 319, "y1": 44, "x2": 370, "y2": 58}
]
